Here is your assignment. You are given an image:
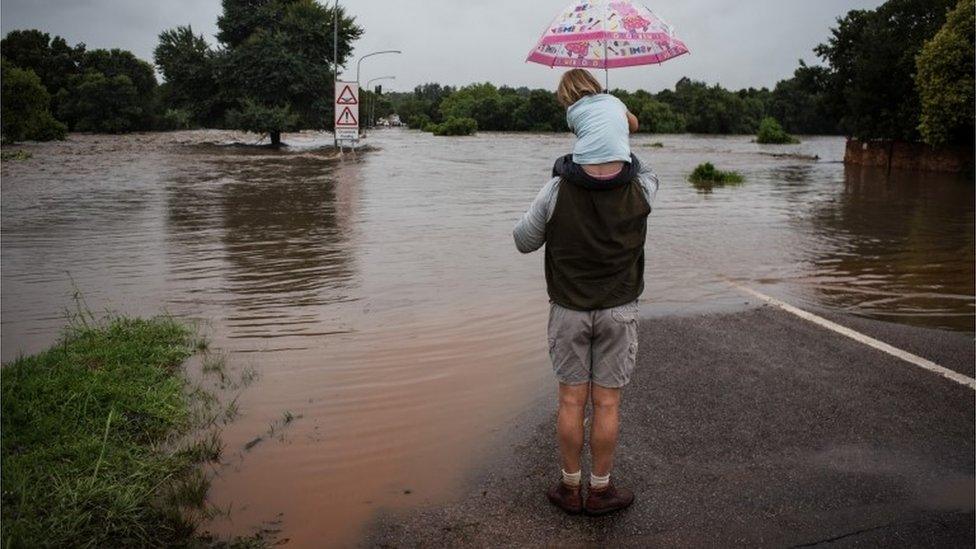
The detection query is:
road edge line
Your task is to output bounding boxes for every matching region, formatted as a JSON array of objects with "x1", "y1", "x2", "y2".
[{"x1": 728, "y1": 282, "x2": 976, "y2": 391}]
